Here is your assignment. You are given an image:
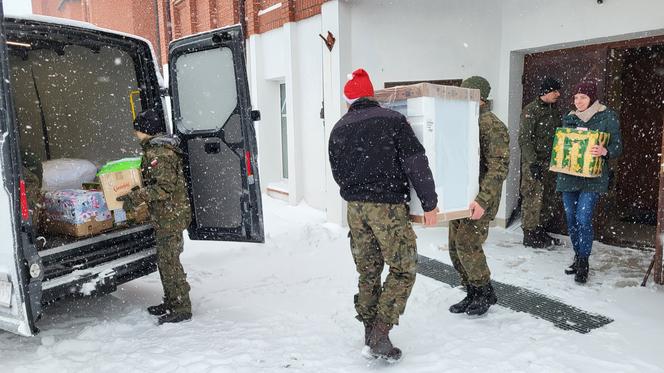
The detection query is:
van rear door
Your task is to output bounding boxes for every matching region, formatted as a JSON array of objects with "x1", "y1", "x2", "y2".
[
  {"x1": 168, "y1": 25, "x2": 264, "y2": 243},
  {"x1": 0, "y1": 1, "x2": 41, "y2": 336}
]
